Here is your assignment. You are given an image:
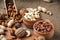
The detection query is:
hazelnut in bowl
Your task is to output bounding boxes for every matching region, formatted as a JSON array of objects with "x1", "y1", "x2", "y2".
[
  {"x1": 33, "y1": 19, "x2": 54, "y2": 39},
  {"x1": 23, "y1": 9, "x2": 41, "y2": 28}
]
